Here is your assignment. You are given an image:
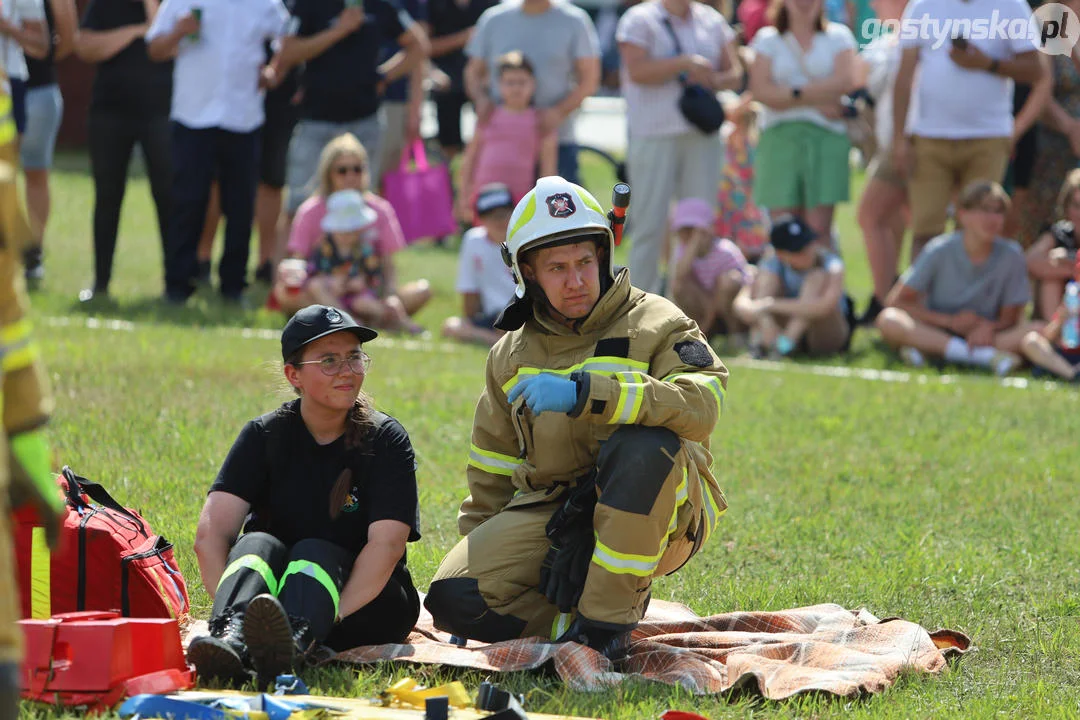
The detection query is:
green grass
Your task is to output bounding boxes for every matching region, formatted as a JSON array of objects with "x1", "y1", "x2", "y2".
[{"x1": 15, "y1": 152, "x2": 1080, "y2": 718}]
